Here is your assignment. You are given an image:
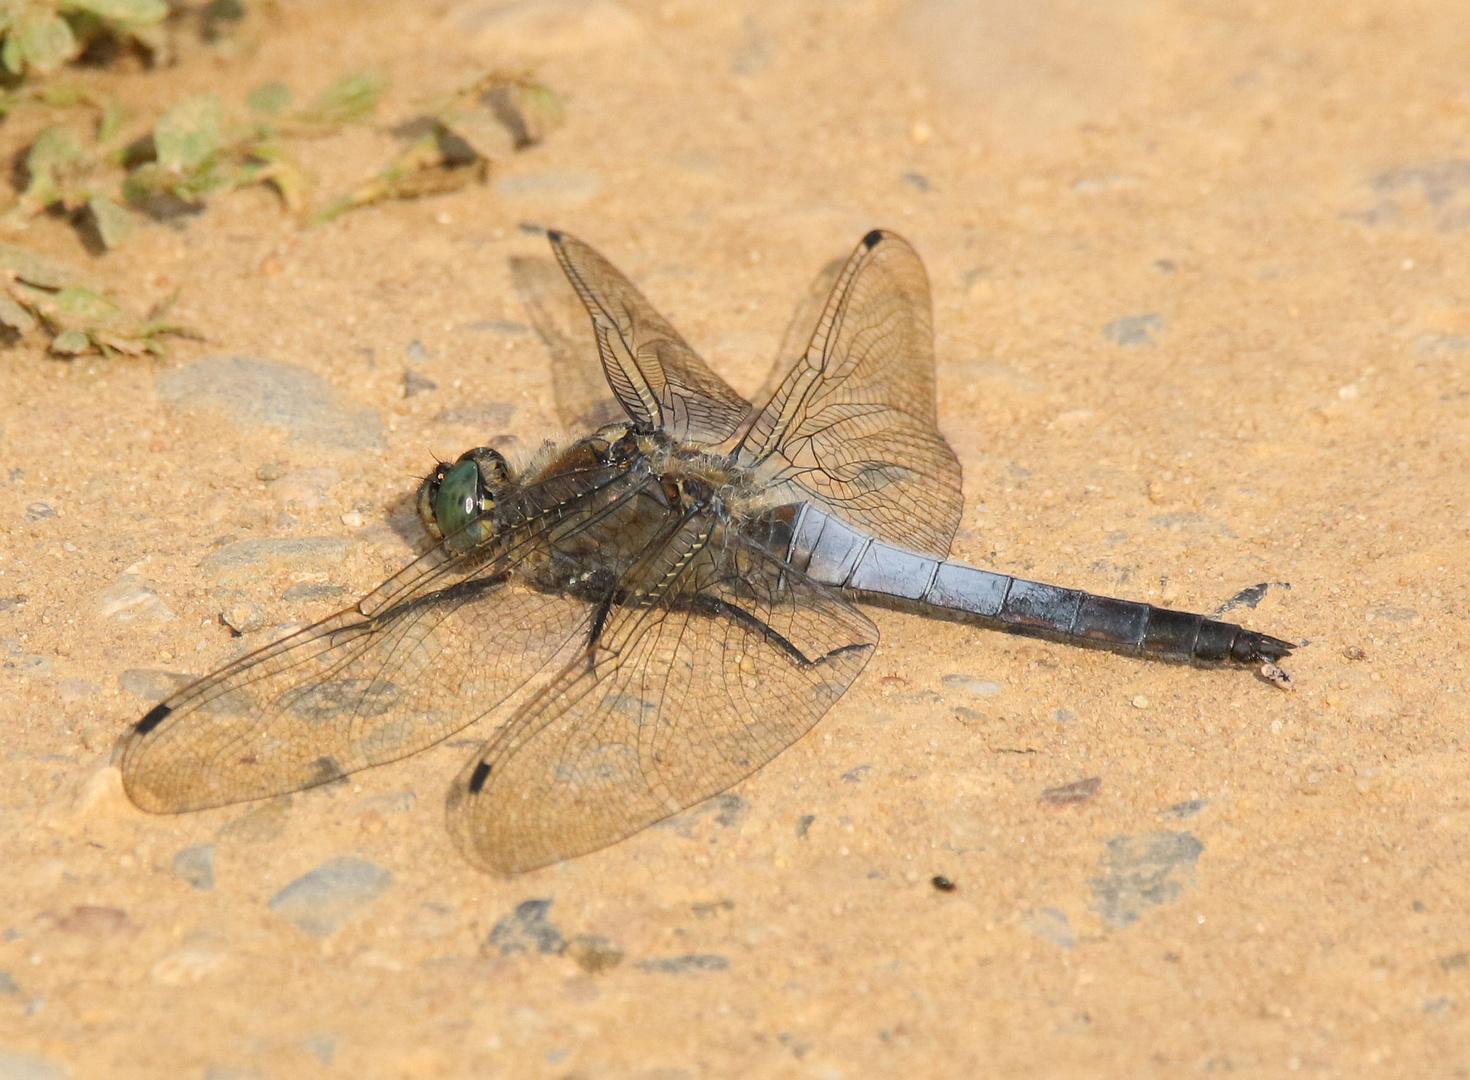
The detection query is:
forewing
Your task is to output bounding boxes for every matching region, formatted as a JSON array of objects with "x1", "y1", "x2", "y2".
[
  {"x1": 118, "y1": 482, "x2": 624, "y2": 814},
  {"x1": 738, "y1": 229, "x2": 963, "y2": 558},
  {"x1": 549, "y1": 230, "x2": 751, "y2": 445},
  {"x1": 744, "y1": 254, "x2": 845, "y2": 423},
  {"x1": 509, "y1": 254, "x2": 625, "y2": 436},
  {"x1": 446, "y1": 520, "x2": 878, "y2": 874}
]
